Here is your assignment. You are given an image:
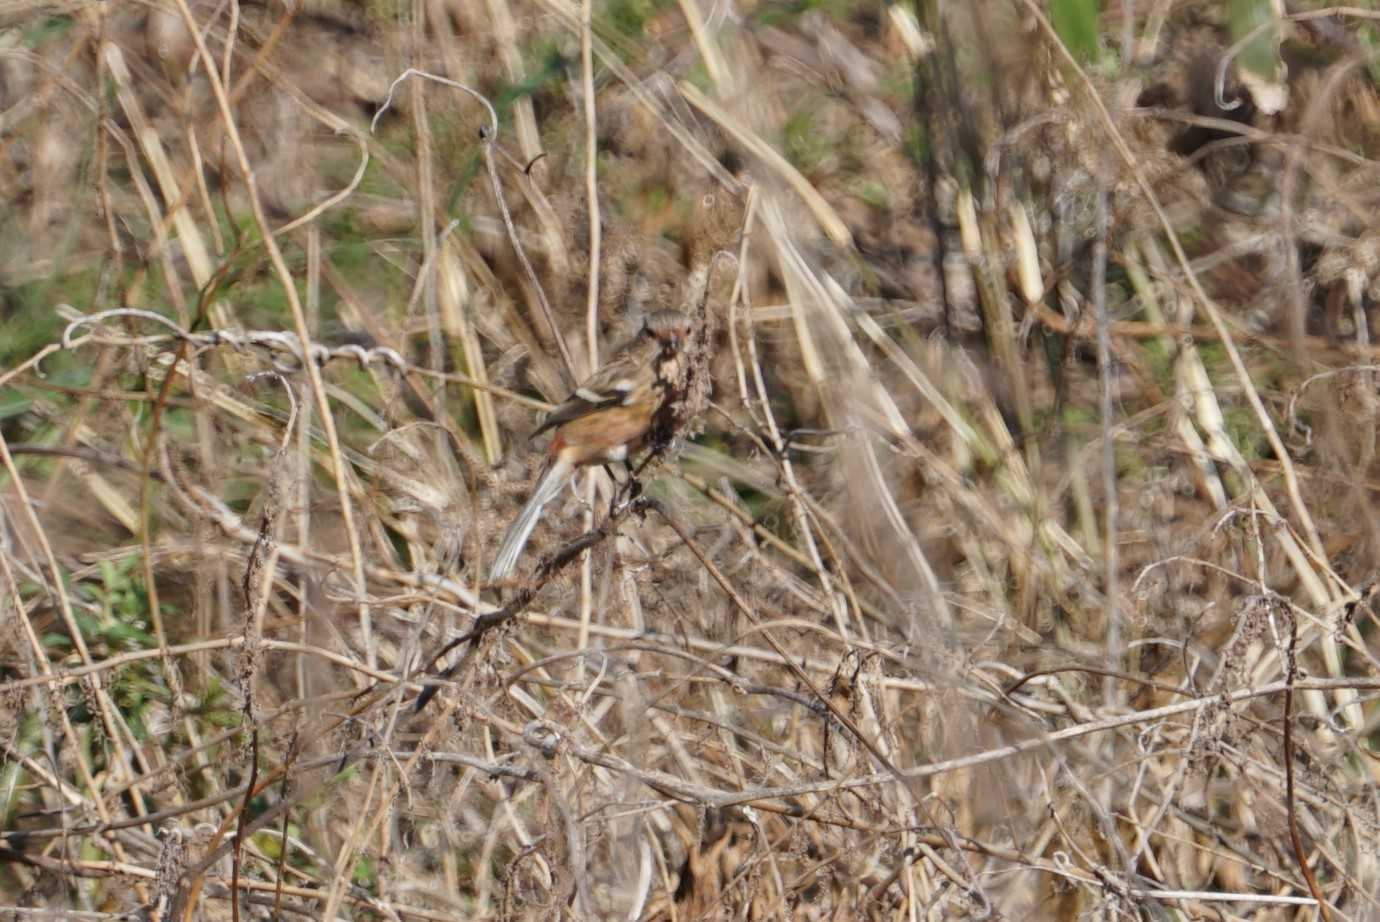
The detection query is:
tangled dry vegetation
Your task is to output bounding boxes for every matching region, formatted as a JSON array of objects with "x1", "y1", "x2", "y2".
[{"x1": 8, "y1": 0, "x2": 1380, "y2": 919}]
